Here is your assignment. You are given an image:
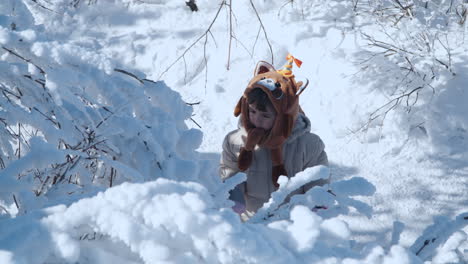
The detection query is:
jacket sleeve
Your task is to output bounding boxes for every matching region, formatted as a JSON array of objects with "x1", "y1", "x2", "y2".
[
  {"x1": 219, "y1": 134, "x2": 240, "y2": 181},
  {"x1": 301, "y1": 133, "x2": 329, "y2": 193}
]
